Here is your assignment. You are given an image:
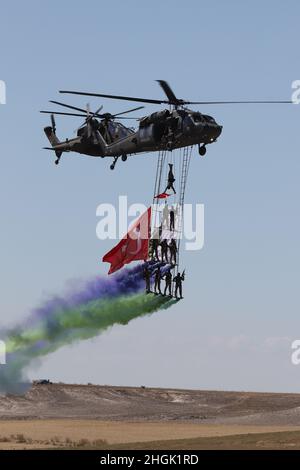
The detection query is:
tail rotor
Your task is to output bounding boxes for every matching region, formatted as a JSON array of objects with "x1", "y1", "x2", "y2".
[{"x1": 50, "y1": 114, "x2": 56, "y2": 134}]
